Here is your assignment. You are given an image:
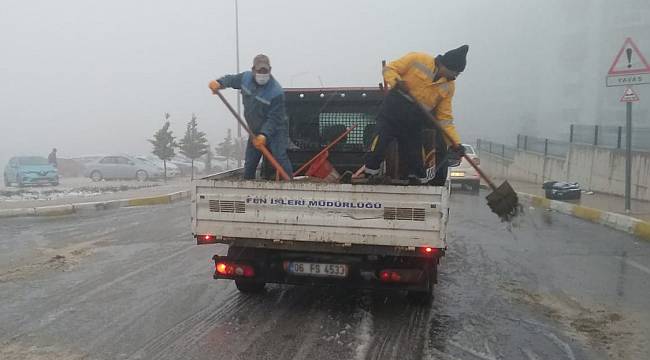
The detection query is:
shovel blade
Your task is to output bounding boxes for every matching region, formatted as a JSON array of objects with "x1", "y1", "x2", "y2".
[{"x1": 485, "y1": 181, "x2": 520, "y2": 221}]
